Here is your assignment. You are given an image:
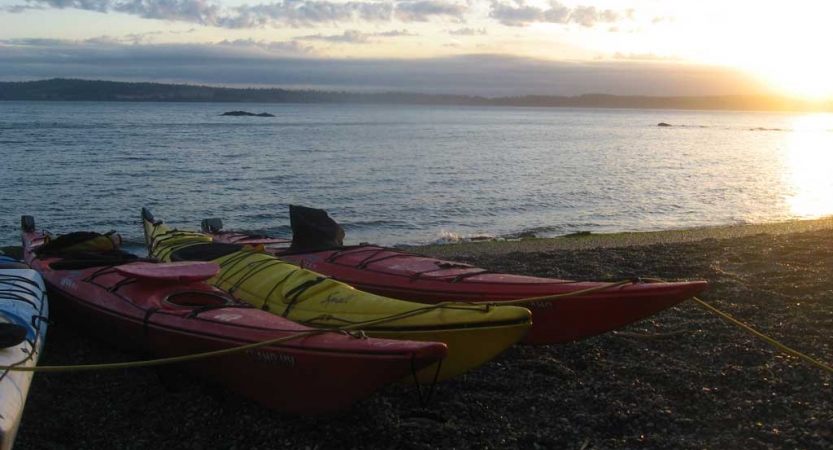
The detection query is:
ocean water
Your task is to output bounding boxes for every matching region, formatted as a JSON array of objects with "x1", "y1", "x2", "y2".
[{"x1": 1, "y1": 101, "x2": 832, "y2": 248}]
